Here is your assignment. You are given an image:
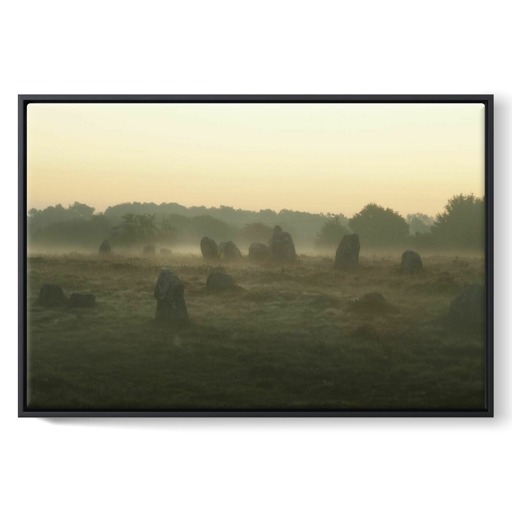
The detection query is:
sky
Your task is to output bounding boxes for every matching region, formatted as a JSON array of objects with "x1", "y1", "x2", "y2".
[{"x1": 27, "y1": 102, "x2": 485, "y2": 217}]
